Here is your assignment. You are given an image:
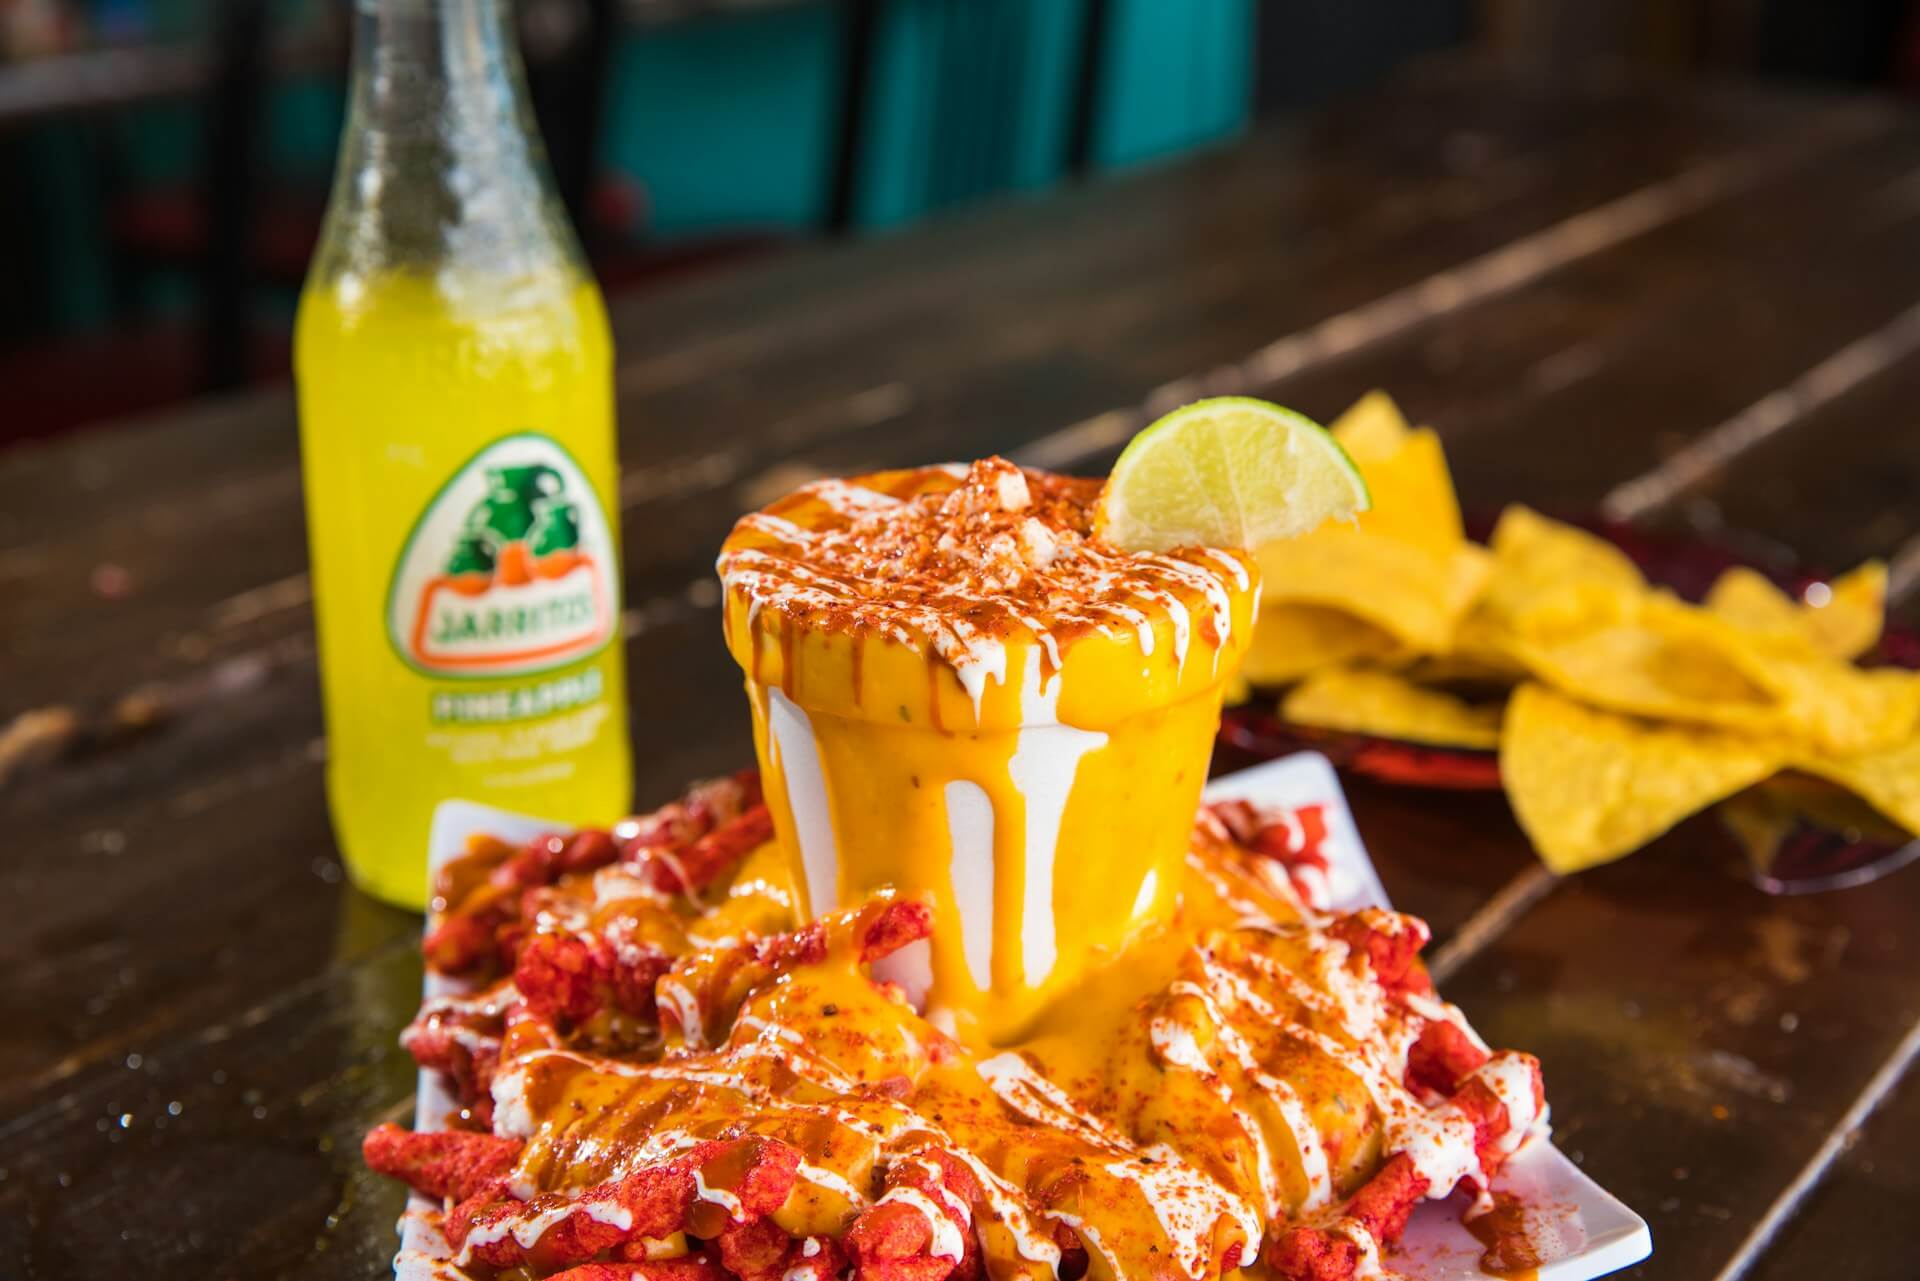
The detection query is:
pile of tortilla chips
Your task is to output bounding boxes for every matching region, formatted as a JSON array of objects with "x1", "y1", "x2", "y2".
[{"x1": 1248, "y1": 391, "x2": 1917, "y2": 874}]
